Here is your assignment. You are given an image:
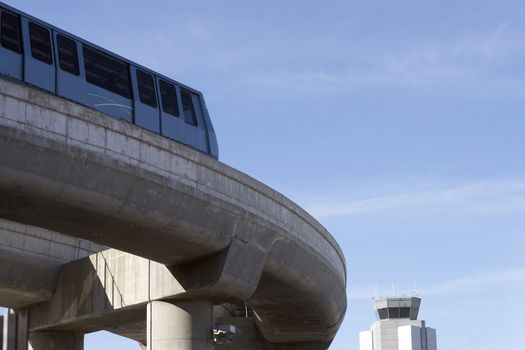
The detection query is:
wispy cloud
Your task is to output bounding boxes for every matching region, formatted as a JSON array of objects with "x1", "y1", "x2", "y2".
[
  {"x1": 221, "y1": 24, "x2": 525, "y2": 97},
  {"x1": 304, "y1": 180, "x2": 525, "y2": 218},
  {"x1": 451, "y1": 24, "x2": 521, "y2": 60},
  {"x1": 348, "y1": 267, "x2": 525, "y2": 300}
]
